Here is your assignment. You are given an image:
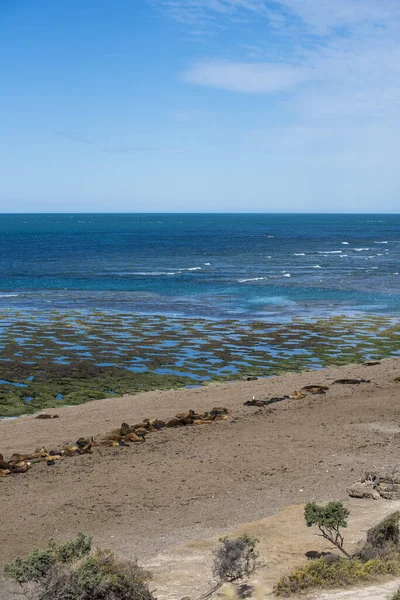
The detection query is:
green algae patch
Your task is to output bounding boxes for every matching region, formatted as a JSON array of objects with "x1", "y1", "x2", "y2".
[{"x1": 0, "y1": 310, "x2": 399, "y2": 417}]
